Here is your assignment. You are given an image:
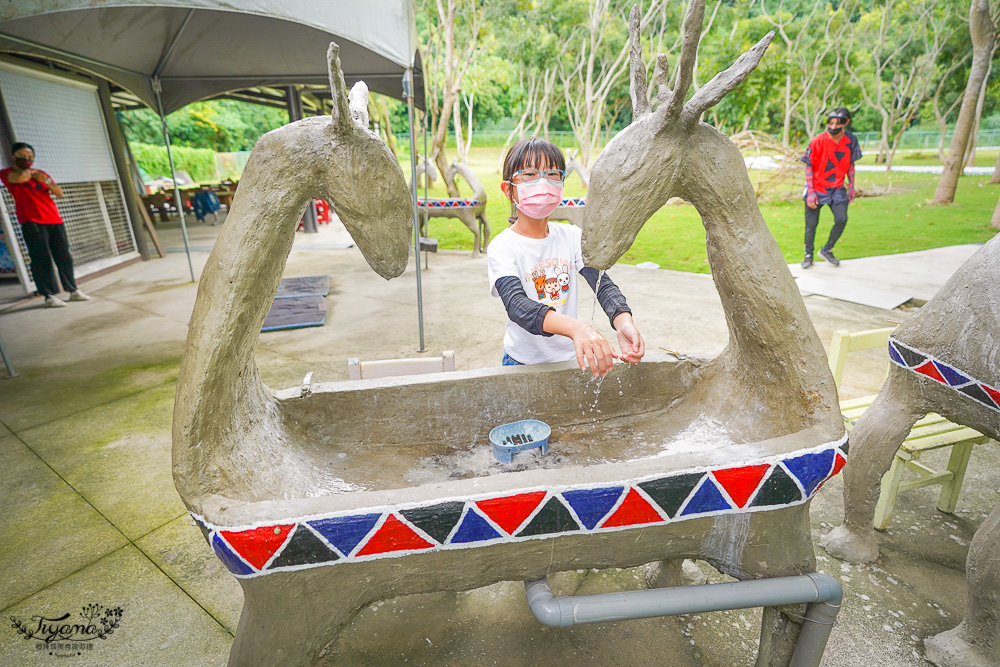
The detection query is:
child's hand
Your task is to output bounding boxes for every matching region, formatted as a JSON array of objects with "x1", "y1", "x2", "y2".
[
  {"x1": 613, "y1": 313, "x2": 645, "y2": 363},
  {"x1": 572, "y1": 323, "x2": 618, "y2": 377}
]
